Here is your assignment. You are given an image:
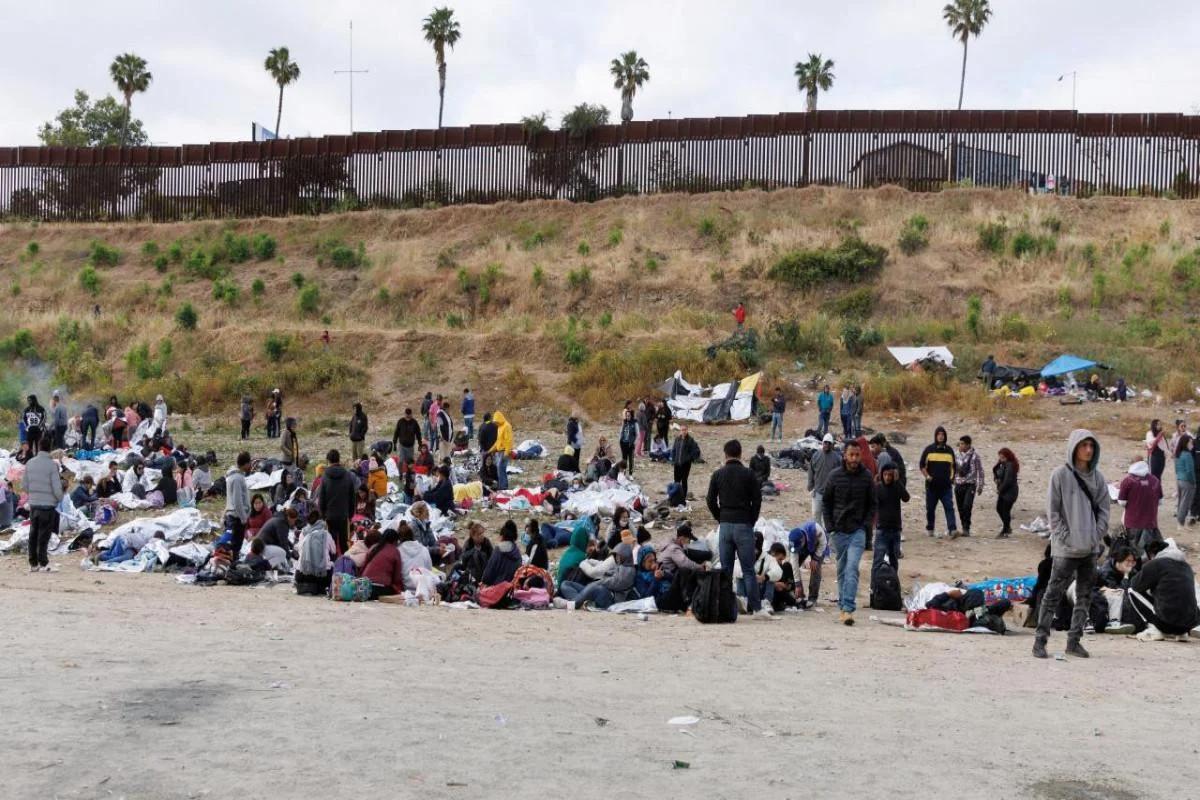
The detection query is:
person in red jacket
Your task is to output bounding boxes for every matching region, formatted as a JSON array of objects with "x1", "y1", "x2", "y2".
[
  {"x1": 732, "y1": 301, "x2": 746, "y2": 330},
  {"x1": 361, "y1": 528, "x2": 404, "y2": 600}
]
